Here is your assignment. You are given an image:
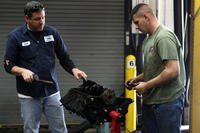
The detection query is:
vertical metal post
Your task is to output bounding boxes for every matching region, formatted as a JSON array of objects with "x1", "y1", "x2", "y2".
[
  {"x1": 190, "y1": 0, "x2": 200, "y2": 132},
  {"x1": 124, "y1": 0, "x2": 137, "y2": 132}
]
